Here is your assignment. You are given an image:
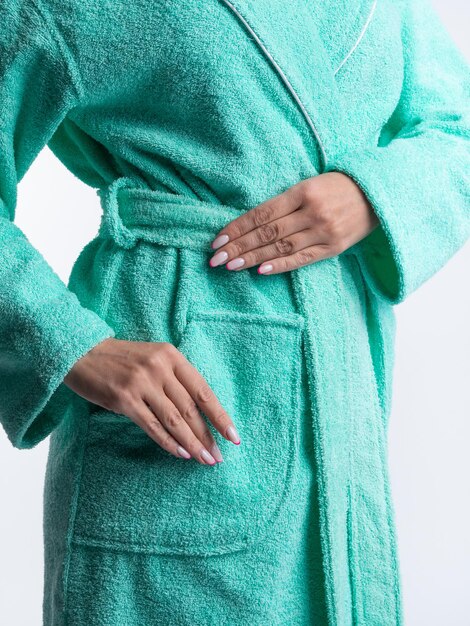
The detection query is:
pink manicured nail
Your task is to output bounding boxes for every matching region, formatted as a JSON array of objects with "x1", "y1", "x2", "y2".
[
  {"x1": 210, "y1": 442, "x2": 224, "y2": 463},
  {"x1": 226, "y1": 425, "x2": 241, "y2": 445},
  {"x1": 176, "y1": 445, "x2": 191, "y2": 459},
  {"x1": 201, "y1": 448, "x2": 217, "y2": 465},
  {"x1": 209, "y1": 250, "x2": 228, "y2": 267},
  {"x1": 258, "y1": 263, "x2": 273, "y2": 274},
  {"x1": 211, "y1": 234, "x2": 230, "y2": 249},
  {"x1": 226, "y1": 257, "x2": 245, "y2": 270}
]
